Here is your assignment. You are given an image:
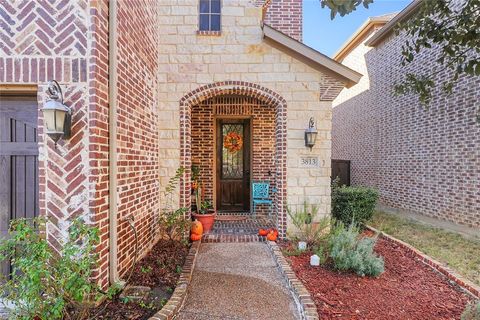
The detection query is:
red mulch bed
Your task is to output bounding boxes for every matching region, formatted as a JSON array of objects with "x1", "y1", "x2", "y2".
[
  {"x1": 91, "y1": 239, "x2": 189, "y2": 320},
  {"x1": 287, "y1": 238, "x2": 474, "y2": 320}
]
